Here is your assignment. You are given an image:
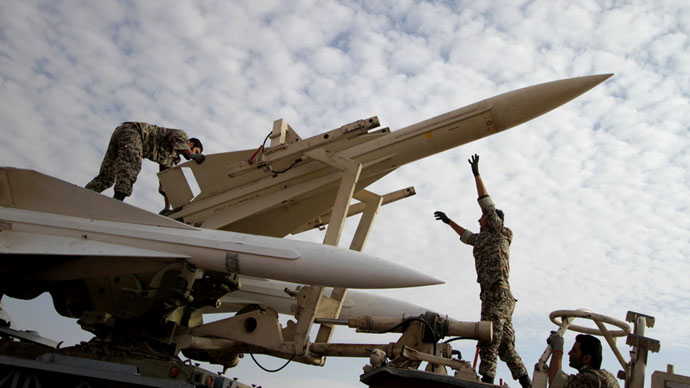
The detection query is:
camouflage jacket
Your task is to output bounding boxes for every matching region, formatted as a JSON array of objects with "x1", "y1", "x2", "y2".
[
  {"x1": 126, "y1": 122, "x2": 190, "y2": 167},
  {"x1": 553, "y1": 366, "x2": 620, "y2": 388},
  {"x1": 460, "y1": 195, "x2": 512, "y2": 294}
]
